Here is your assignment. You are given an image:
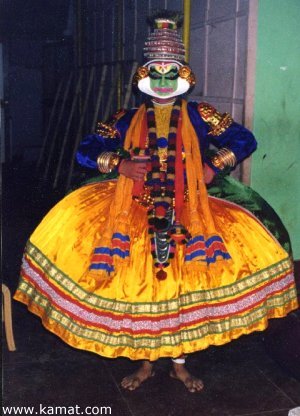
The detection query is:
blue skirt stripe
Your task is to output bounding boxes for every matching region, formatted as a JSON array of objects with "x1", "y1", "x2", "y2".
[
  {"x1": 205, "y1": 235, "x2": 223, "y2": 247},
  {"x1": 112, "y1": 233, "x2": 130, "y2": 242},
  {"x1": 93, "y1": 247, "x2": 111, "y2": 255},
  {"x1": 90, "y1": 263, "x2": 115, "y2": 272},
  {"x1": 207, "y1": 250, "x2": 231, "y2": 264},
  {"x1": 185, "y1": 249, "x2": 206, "y2": 262}
]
